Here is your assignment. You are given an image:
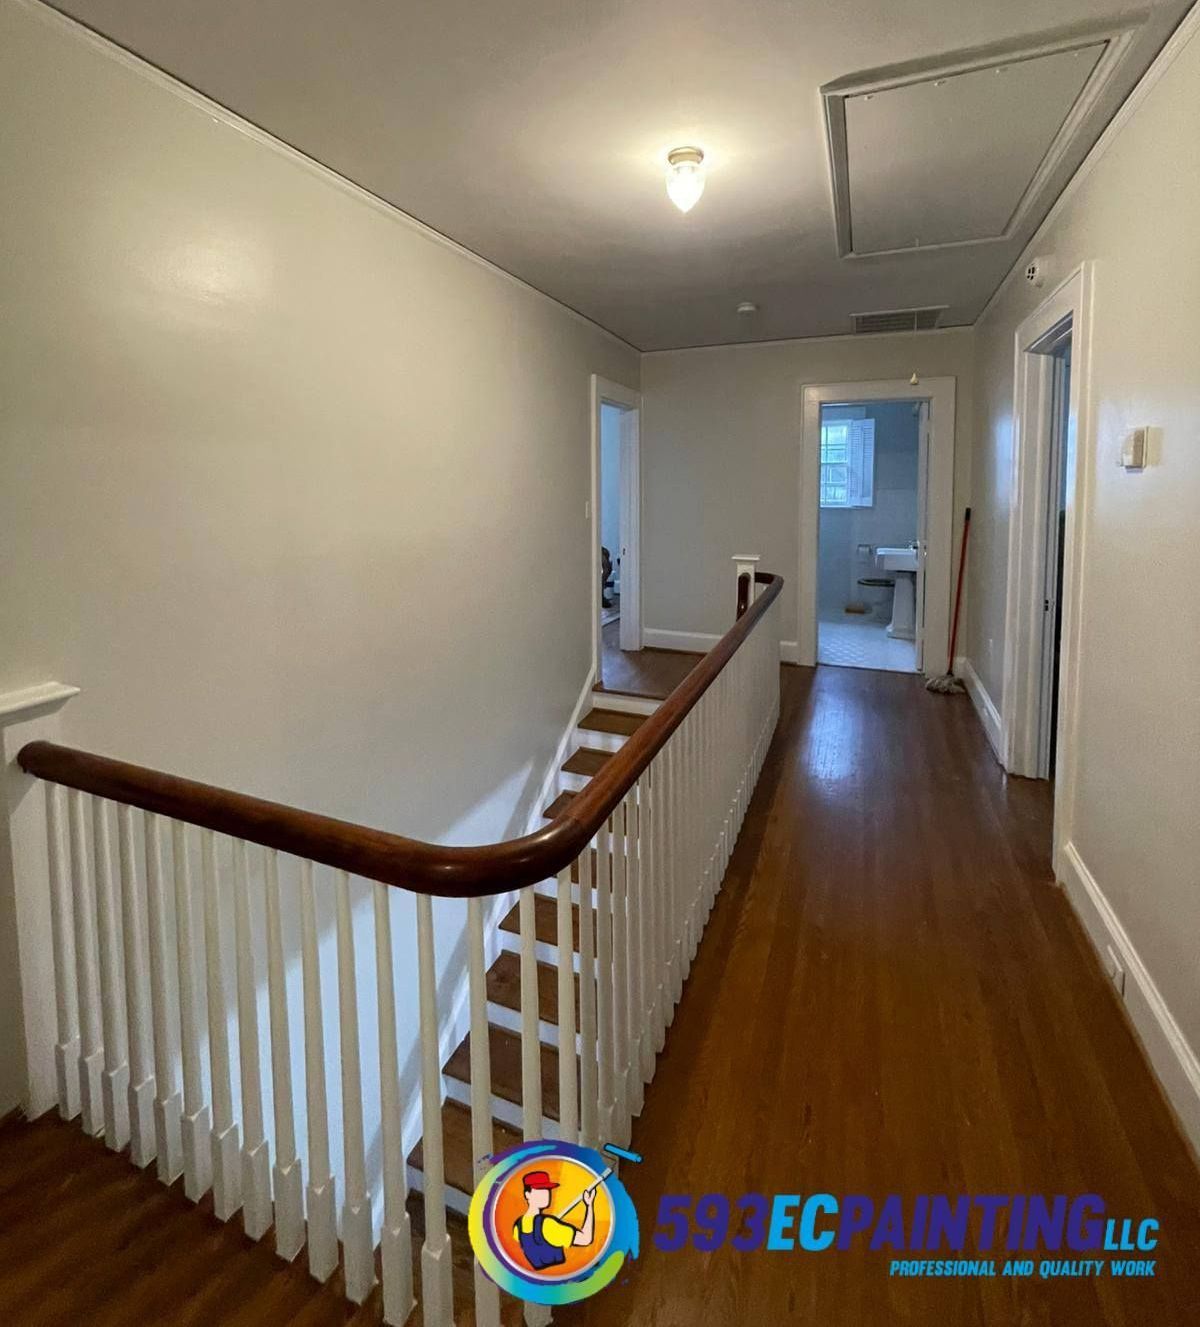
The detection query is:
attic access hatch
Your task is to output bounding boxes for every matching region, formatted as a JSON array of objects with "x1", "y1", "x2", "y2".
[{"x1": 823, "y1": 28, "x2": 1136, "y2": 257}]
